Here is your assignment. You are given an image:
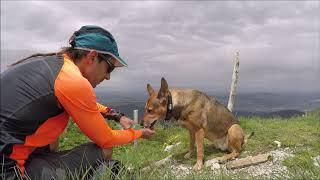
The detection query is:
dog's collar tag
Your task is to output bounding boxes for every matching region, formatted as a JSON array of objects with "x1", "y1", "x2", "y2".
[{"x1": 165, "y1": 91, "x2": 173, "y2": 121}]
